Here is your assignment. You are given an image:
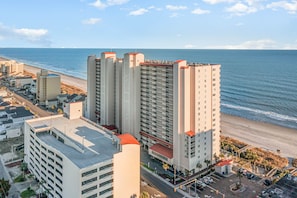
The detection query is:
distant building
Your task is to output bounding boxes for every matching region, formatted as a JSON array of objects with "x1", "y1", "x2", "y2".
[
  {"x1": 9, "y1": 76, "x2": 33, "y2": 89},
  {"x1": 0, "y1": 60, "x2": 24, "y2": 76},
  {"x1": 62, "y1": 94, "x2": 87, "y2": 118},
  {"x1": 36, "y1": 69, "x2": 61, "y2": 106},
  {"x1": 87, "y1": 52, "x2": 221, "y2": 175},
  {"x1": 0, "y1": 106, "x2": 34, "y2": 140},
  {"x1": 24, "y1": 115, "x2": 140, "y2": 198},
  {"x1": 0, "y1": 106, "x2": 34, "y2": 125}
]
